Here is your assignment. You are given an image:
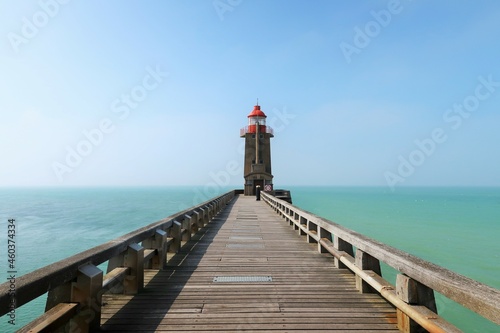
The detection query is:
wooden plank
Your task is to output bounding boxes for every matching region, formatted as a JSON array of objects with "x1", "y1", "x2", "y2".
[
  {"x1": 101, "y1": 323, "x2": 398, "y2": 331},
  {"x1": 17, "y1": 303, "x2": 78, "y2": 333},
  {"x1": 103, "y1": 267, "x2": 129, "y2": 290},
  {"x1": 101, "y1": 195, "x2": 399, "y2": 332}
]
